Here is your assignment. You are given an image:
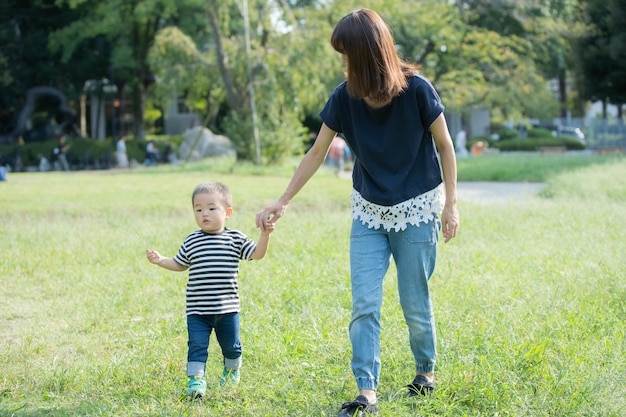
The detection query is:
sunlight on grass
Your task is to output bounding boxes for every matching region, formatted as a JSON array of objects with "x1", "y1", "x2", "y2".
[
  {"x1": 1, "y1": 155, "x2": 625, "y2": 416},
  {"x1": 456, "y1": 152, "x2": 623, "y2": 182}
]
